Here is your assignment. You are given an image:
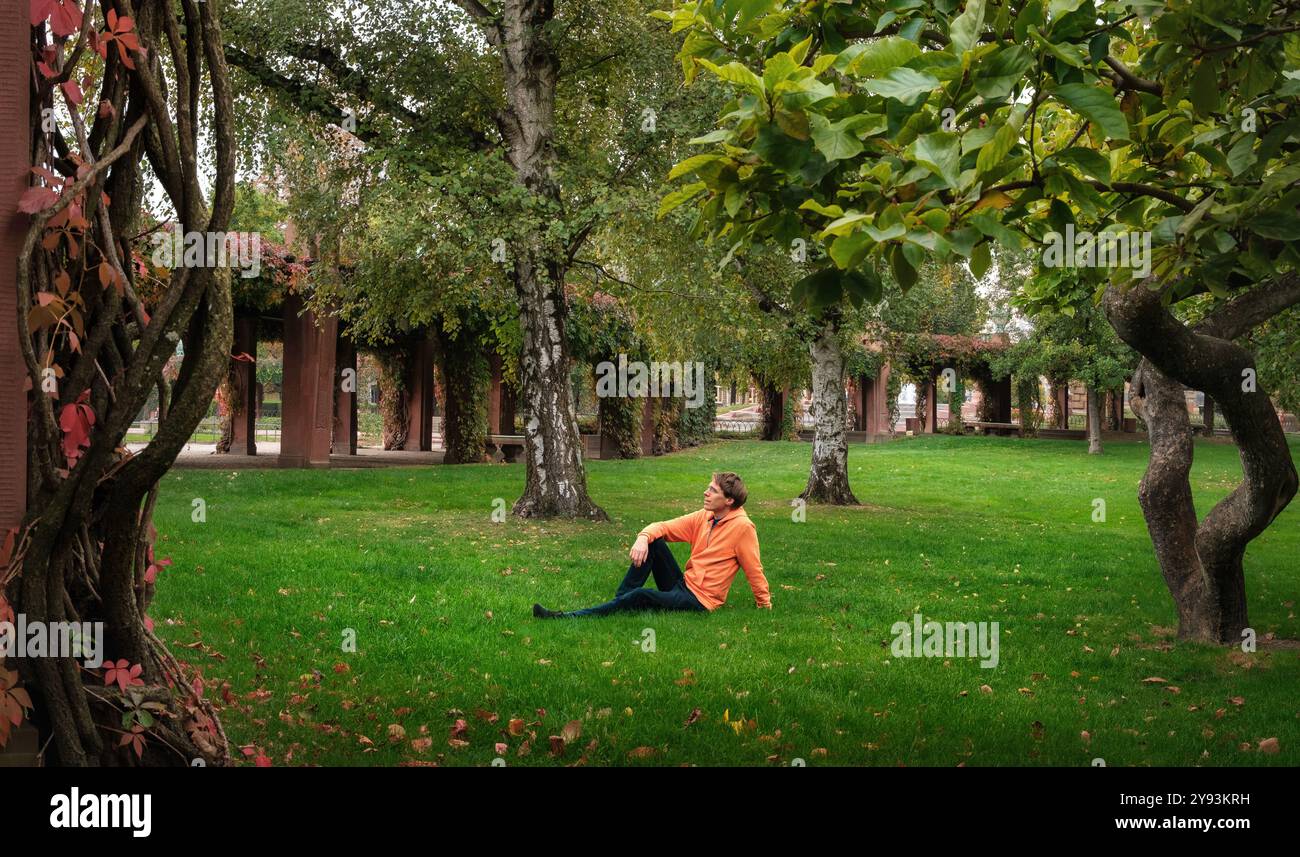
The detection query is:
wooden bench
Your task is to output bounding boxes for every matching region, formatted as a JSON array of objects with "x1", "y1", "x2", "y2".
[
  {"x1": 486, "y1": 434, "x2": 527, "y2": 463},
  {"x1": 969, "y1": 421, "x2": 1022, "y2": 436}
]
